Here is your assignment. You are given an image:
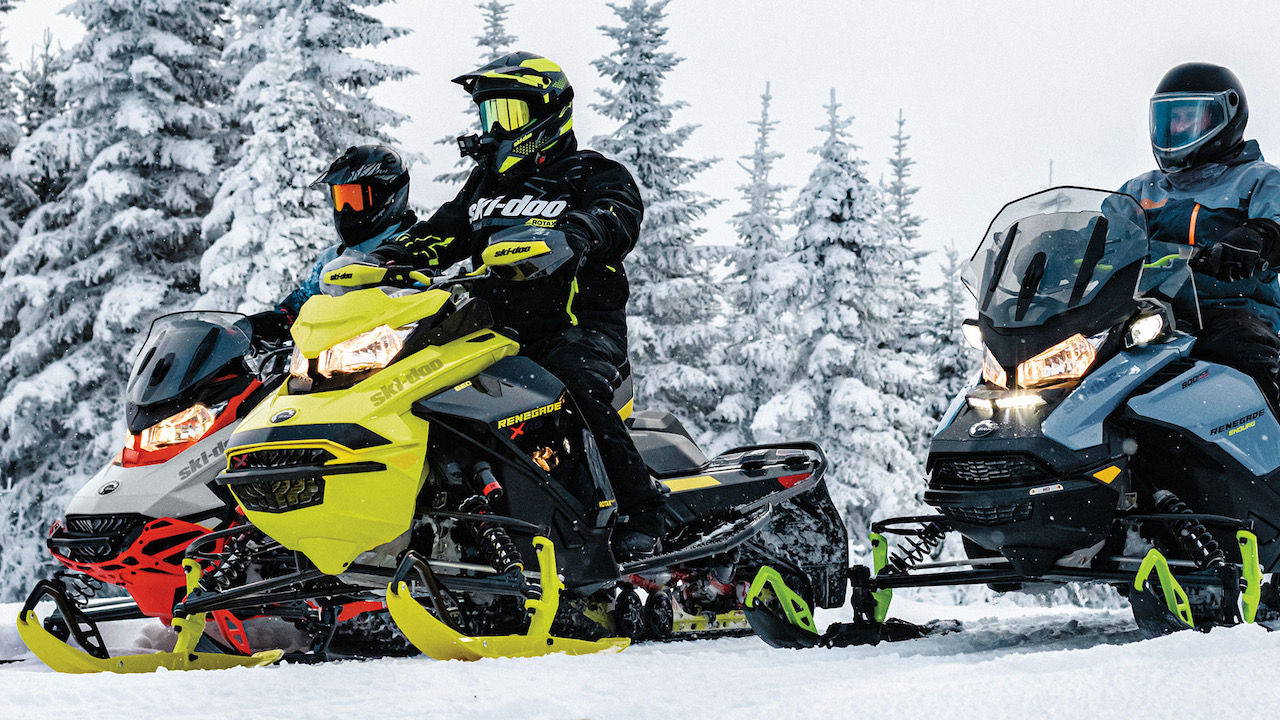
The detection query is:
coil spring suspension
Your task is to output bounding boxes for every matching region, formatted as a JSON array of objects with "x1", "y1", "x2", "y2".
[
  {"x1": 884, "y1": 522, "x2": 948, "y2": 575},
  {"x1": 1153, "y1": 490, "x2": 1226, "y2": 570},
  {"x1": 460, "y1": 495, "x2": 524, "y2": 576}
]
